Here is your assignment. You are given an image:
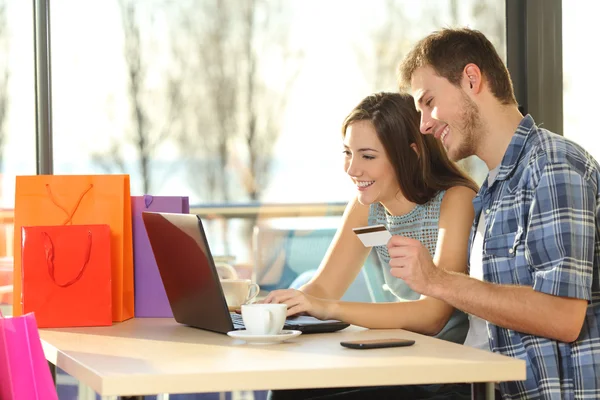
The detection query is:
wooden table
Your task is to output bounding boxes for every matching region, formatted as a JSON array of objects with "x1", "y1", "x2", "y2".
[{"x1": 40, "y1": 318, "x2": 525, "y2": 399}]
